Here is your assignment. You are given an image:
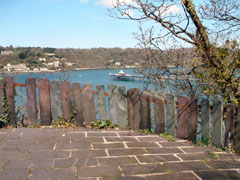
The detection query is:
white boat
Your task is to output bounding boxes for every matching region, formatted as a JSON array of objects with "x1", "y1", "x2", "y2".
[{"x1": 109, "y1": 70, "x2": 143, "y2": 81}]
